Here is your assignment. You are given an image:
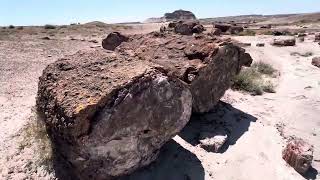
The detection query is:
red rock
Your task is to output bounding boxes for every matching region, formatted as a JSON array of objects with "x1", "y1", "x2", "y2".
[{"x1": 282, "y1": 139, "x2": 314, "y2": 174}]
